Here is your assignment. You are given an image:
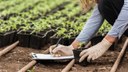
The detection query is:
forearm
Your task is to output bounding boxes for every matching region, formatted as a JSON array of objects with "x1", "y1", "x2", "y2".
[
  {"x1": 71, "y1": 5, "x2": 104, "y2": 49},
  {"x1": 71, "y1": 39, "x2": 81, "y2": 49},
  {"x1": 104, "y1": 35, "x2": 117, "y2": 43},
  {"x1": 76, "y1": 6, "x2": 104, "y2": 43}
]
